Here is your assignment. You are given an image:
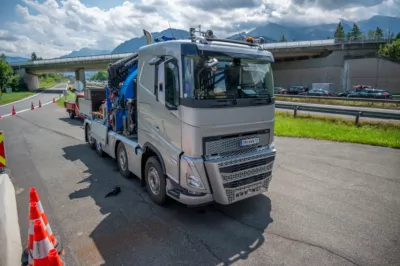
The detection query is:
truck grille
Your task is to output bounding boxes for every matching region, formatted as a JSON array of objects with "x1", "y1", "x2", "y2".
[
  {"x1": 210, "y1": 150, "x2": 274, "y2": 204},
  {"x1": 203, "y1": 130, "x2": 270, "y2": 159}
]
